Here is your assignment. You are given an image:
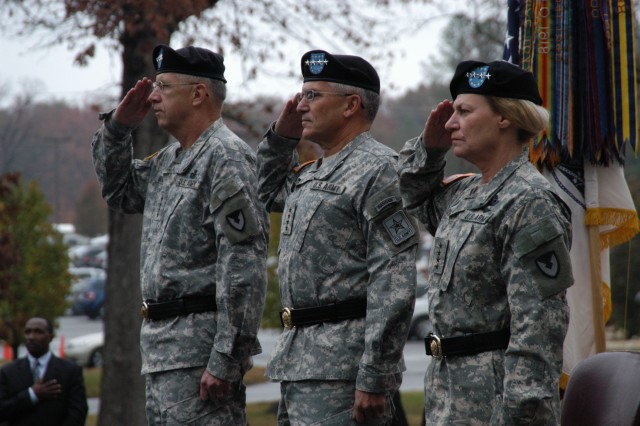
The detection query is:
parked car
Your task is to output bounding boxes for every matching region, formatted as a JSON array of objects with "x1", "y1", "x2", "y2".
[
  {"x1": 66, "y1": 267, "x2": 106, "y2": 316},
  {"x1": 69, "y1": 276, "x2": 105, "y2": 319},
  {"x1": 408, "y1": 261, "x2": 433, "y2": 340},
  {"x1": 68, "y1": 244, "x2": 106, "y2": 268},
  {"x1": 64, "y1": 332, "x2": 104, "y2": 368},
  {"x1": 69, "y1": 266, "x2": 106, "y2": 282}
]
